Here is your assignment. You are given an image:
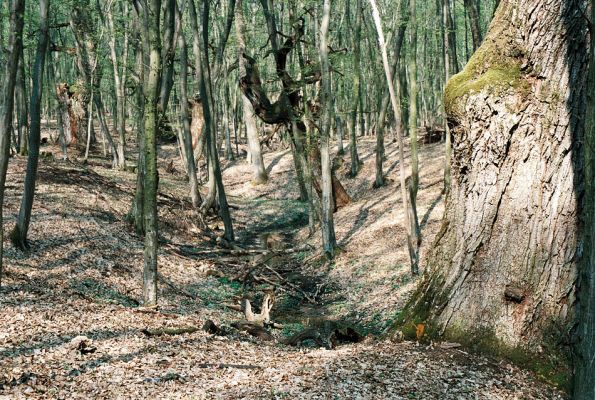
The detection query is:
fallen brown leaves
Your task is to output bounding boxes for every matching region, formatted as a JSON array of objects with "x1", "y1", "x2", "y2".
[{"x1": 0, "y1": 140, "x2": 567, "y2": 399}]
